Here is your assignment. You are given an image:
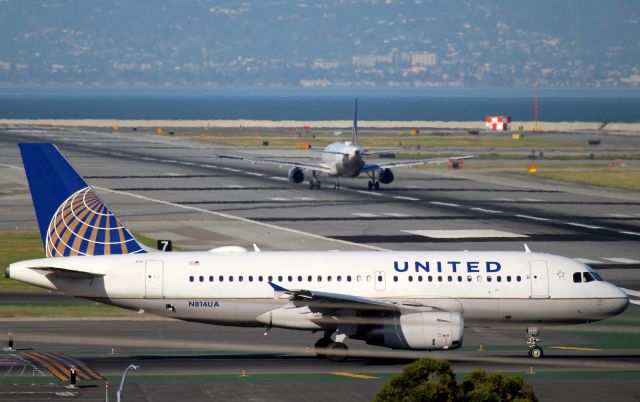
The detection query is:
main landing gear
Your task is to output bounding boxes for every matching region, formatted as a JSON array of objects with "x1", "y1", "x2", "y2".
[
  {"x1": 366, "y1": 171, "x2": 380, "y2": 191},
  {"x1": 526, "y1": 327, "x2": 543, "y2": 358},
  {"x1": 315, "y1": 333, "x2": 349, "y2": 362},
  {"x1": 309, "y1": 171, "x2": 322, "y2": 190}
]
